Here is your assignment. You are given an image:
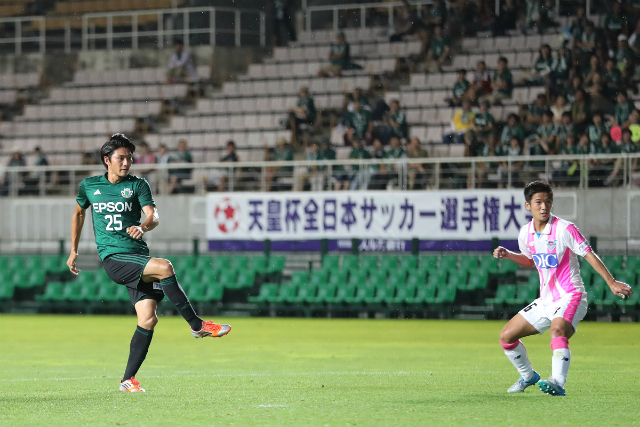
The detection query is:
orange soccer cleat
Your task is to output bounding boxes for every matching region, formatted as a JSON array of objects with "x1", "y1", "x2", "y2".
[
  {"x1": 191, "y1": 321, "x2": 232, "y2": 338},
  {"x1": 119, "y1": 377, "x2": 145, "y2": 392}
]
